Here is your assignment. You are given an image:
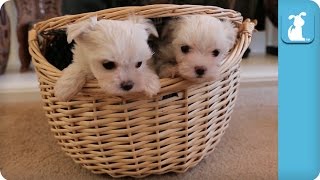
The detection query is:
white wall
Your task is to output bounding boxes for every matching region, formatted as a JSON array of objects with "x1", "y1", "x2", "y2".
[
  {"x1": 5, "y1": 1, "x2": 20, "y2": 71},
  {"x1": 249, "y1": 18, "x2": 278, "y2": 54}
]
